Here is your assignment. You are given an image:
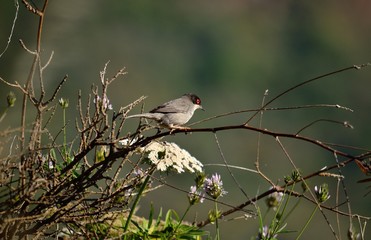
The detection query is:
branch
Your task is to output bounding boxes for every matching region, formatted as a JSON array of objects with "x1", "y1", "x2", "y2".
[
  {"x1": 0, "y1": 0, "x2": 19, "y2": 58},
  {"x1": 137, "y1": 124, "x2": 357, "y2": 160},
  {"x1": 44, "y1": 75, "x2": 68, "y2": 105},
  {"x1": 244, "y1": 63, "x2": 370, "y2": 124},
  {"x1": 190, "y1": 104, "x2": 354, "y2": 126}
]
